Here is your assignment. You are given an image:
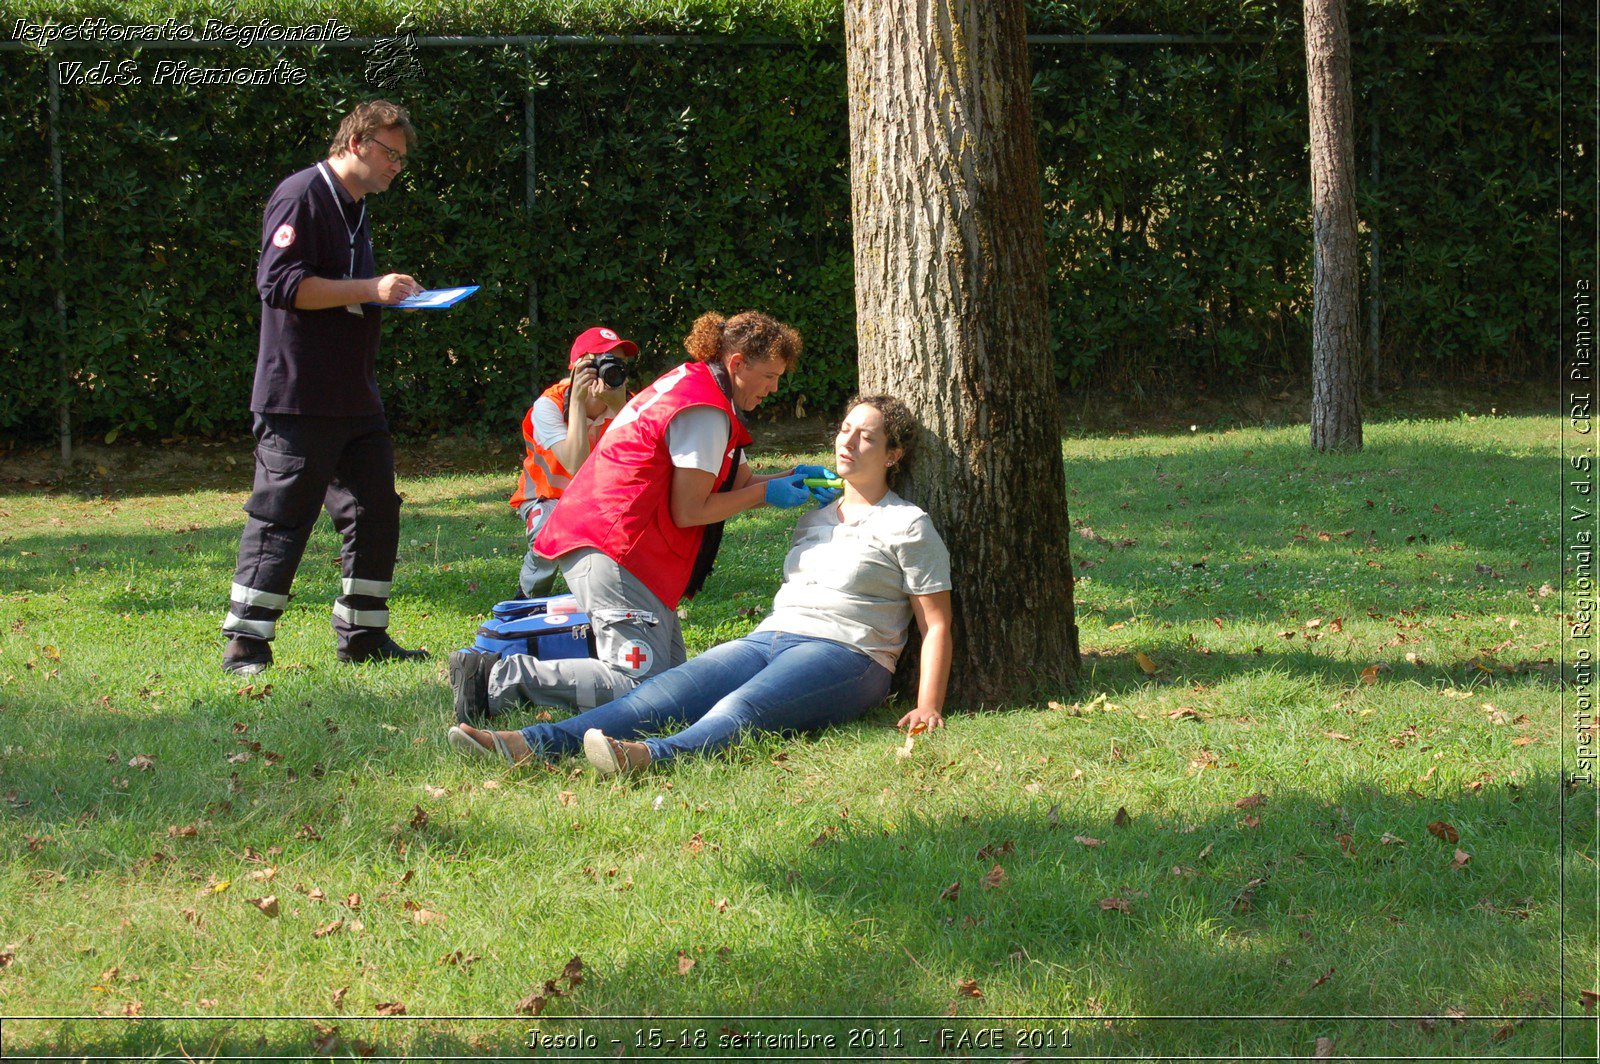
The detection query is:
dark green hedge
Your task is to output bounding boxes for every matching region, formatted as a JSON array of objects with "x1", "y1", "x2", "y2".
[{"x1": 0, "y1": 0, "x2": 1583, "y2": 440}]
